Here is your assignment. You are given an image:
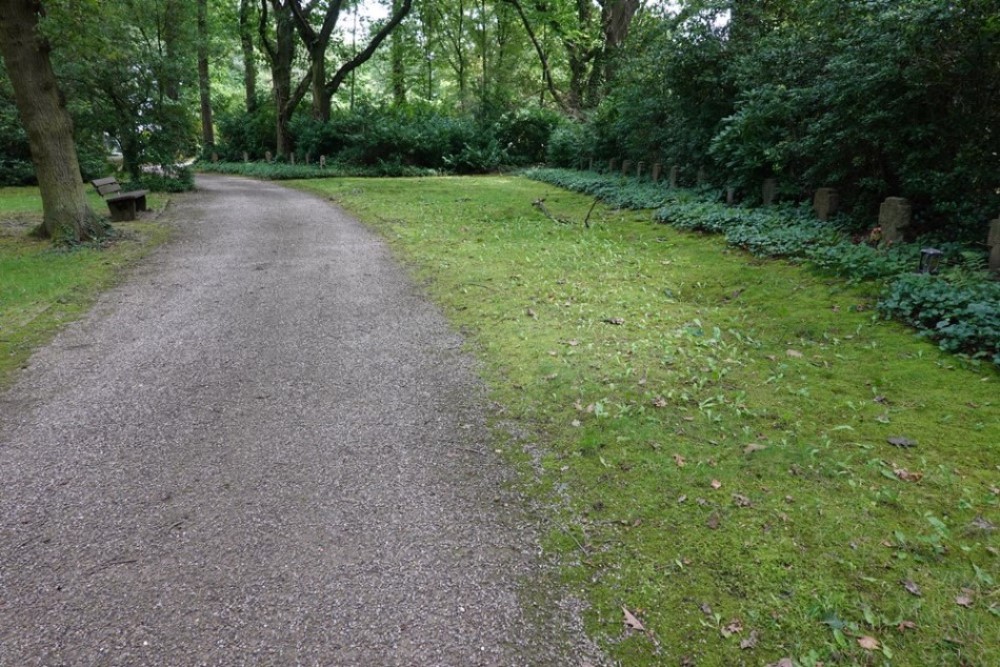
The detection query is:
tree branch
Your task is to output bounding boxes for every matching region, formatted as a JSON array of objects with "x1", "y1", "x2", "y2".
[
  {"x1": 504, "y1": 0, "x2": 572, "y2": 114},
  {"x1": 323, "y1": 0, "x2": 413, "y2": 99}
]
